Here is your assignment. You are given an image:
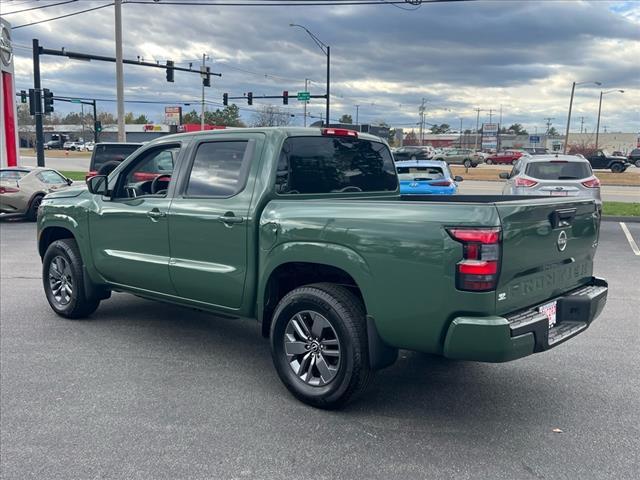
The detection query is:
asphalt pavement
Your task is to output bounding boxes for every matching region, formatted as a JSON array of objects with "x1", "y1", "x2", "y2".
[{"x1": 1, "y1": 220, "x2": 639, "y2": 480}]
